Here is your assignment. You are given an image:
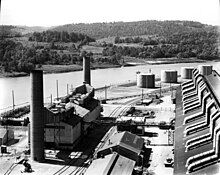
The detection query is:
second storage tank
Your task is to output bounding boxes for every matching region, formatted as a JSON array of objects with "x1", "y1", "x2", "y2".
[
  {"x1": 181, "y1": 67, "x2": 194, "y2": 79},
  {"x1": 198, "y1": 65, "x2": 212, "y2": 76},
  {"x1": 137, "y1": 73, "x2": 155, "y2": 88},
  {"x1": 161, "y1": 70, "x2": 178, "y2": 83}
]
